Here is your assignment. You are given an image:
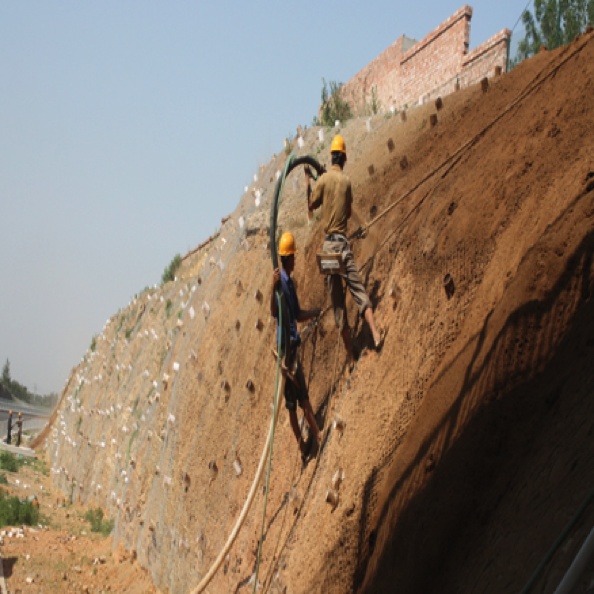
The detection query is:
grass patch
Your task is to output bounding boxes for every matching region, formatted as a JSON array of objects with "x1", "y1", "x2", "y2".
[
  {"x1": 0, "y1": 488, "x2": 40, "y2": 527},
  {"x1": 127, "y1": 430, "x2": 138, "y2": 455},
  {"x1": 30, "y1": 458, "x2": 50, "y2": 477},
  {"x1": 0, "y1": 473, "x2": 7, "y2": 485},
  {"x1": 162, "y1": 253, "x2": 182, "y2": 284},
  {"x1": 126, "y1": 429, "x2": 139, "y2": 466},
  {"x1": 0, "y1": 452, "x2": 25, "y2": 473},
  {"x1": 83, "y1": 508, "x2": 114, "y2": 537}
]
